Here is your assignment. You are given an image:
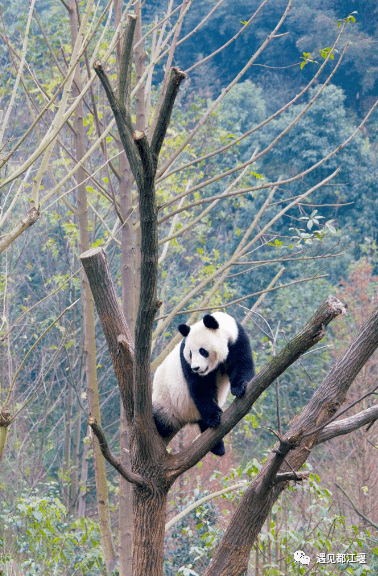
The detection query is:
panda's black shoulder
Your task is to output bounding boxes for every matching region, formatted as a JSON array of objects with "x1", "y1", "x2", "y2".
[
  {"x1": 179, "y1": 339, "x2": 191, "y2": 381},
  {"x1": 231, "y1": 320, "x2": 251, "y2": 350},
  {"x1": 227, "y1": 321, "x2": 254, "y2": 372},
  {"x1": 179, "y1": 339, "x2": 201, "y2": 387}
]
